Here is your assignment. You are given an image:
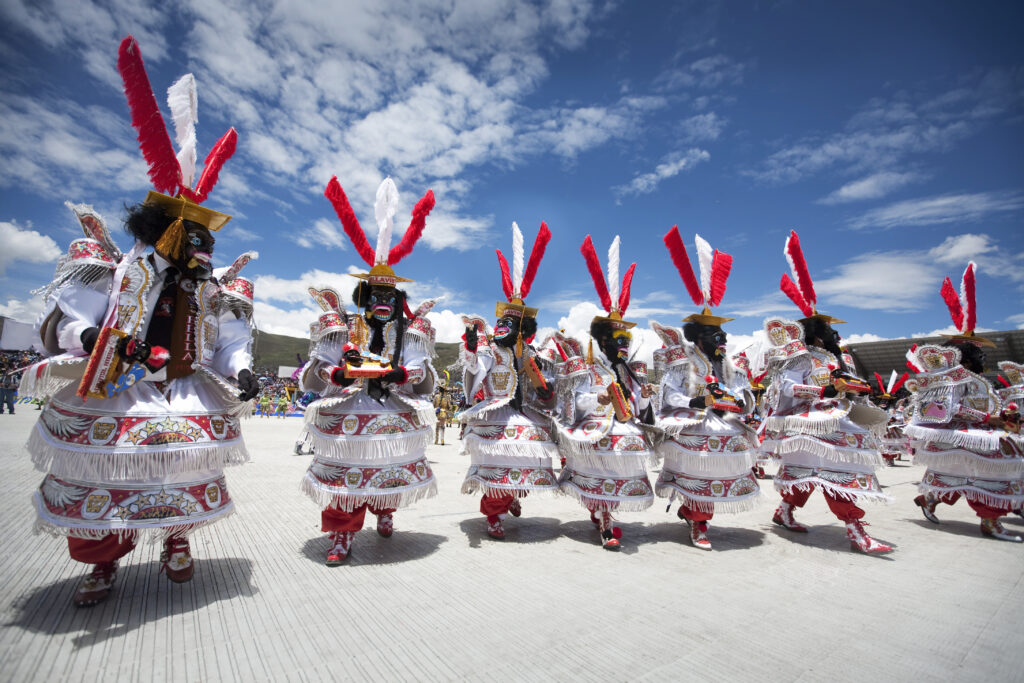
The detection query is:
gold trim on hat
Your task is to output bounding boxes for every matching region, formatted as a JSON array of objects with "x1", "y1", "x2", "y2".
[
  {"x1": 495, "y1": 298, "x2": 538, "y2": 319},
  {"x1": 941, "y1": 331, "x2": 996, "y2": 348},
  {"x1": 590, "y1": 310, "x2": 637, "y2": 330},
  {"x1": 351, "y1": 263, "x2": 414, "y2": 287},
  {"x1": 683, "y1": 305, "x2": 734, "y2": 326},
  {"x1": 144, "y1": 191, "x2": 231, "y2": 232}
]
